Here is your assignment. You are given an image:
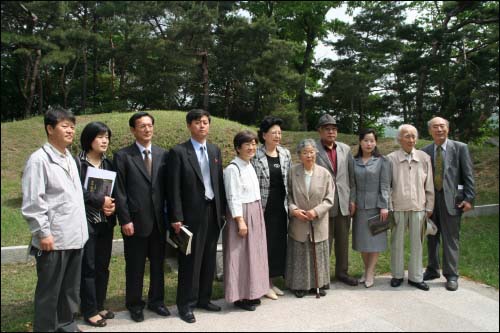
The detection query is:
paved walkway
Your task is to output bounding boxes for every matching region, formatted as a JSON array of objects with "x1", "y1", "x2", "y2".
[{"x1": 81, "y1": 273, "x2": 499, "y2": 332}]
